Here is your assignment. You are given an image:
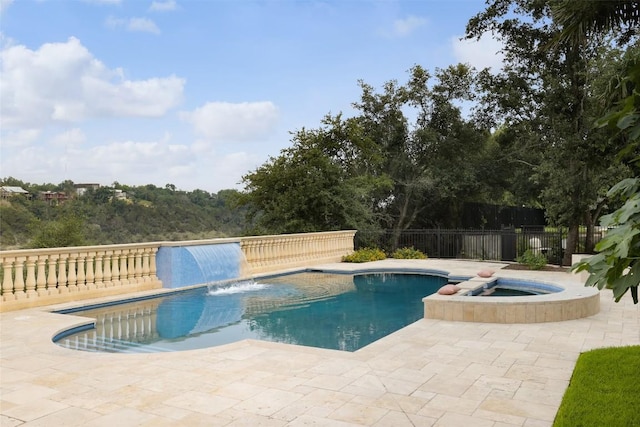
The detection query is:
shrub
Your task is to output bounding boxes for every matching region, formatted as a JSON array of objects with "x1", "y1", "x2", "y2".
[
  {"x1": 391, "y1": 247, "x2": 427, "y2": 259},
  {"x1": 516, "y1": 249, "x2": 547, "y2": 270},
  {"x1": 342, "y1": 247, "x2": 386, "y2": 263}
]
